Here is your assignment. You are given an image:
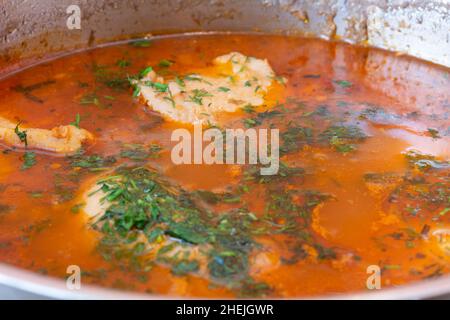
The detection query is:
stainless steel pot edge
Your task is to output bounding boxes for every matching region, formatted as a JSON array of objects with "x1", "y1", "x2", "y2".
[
  {"x1": 1, "y1": 1, "x2": 449, "y2": 67},
  {"x1": 1, "y1": 263, "x2": 449, "y2": 300}
]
